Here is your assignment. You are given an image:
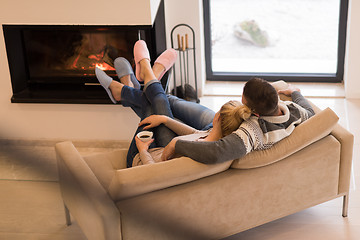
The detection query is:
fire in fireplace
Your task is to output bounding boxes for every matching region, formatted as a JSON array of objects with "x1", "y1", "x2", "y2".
[
  {"x1": 23, "y1": 27, "x2": 137, "y2": 80},
  {"x1": 68, "y1": 32, "x2": 116, "y2": 72},
  {"x1": 3, "y1": 0, "x2": 167, "y2": 104}
]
